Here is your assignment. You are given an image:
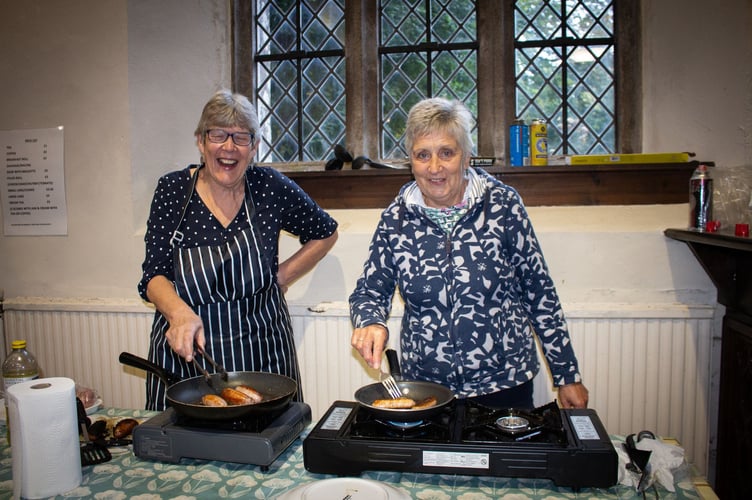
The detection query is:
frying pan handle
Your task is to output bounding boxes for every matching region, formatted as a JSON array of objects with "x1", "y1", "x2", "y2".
[
  {"x1": 385, "y1": 348, "x2": 402, "y2": 378},
  {"x1": 119, "y1": 352, "x2": 182, "y2": 386}
]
